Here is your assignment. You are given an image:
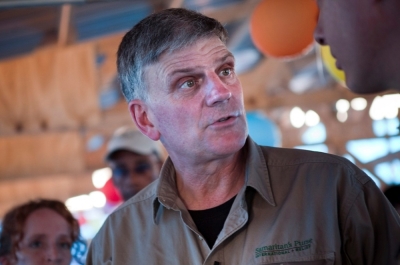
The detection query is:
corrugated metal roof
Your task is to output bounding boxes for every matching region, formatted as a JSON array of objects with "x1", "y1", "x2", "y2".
[
  {"x1": 73, "y1": 1, "x2": 151, "y2": 41},
  {"x1": 0, "y1": 6, "x2": 60, "y2": 59},
  {"x1": 0, "y1": 0, "x2": 255, "y2": 61},
  {"x1": 0, "y1": 1, "x2": 153, "y2": 60}
]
